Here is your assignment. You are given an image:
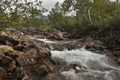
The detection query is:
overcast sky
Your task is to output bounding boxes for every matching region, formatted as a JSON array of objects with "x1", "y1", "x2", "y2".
[{"x1": 41, "y1": 0, "x2": 116, "y2": 15}]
